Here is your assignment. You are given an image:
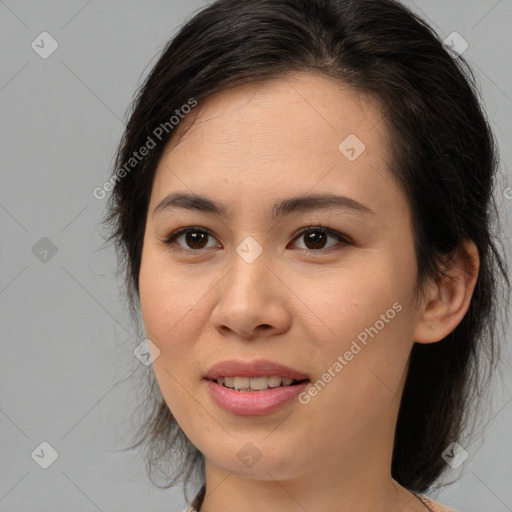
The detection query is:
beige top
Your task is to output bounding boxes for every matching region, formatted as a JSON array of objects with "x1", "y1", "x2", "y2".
[{"x1": 183, "y1": 485, "x2": 456, "y2": 512}]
